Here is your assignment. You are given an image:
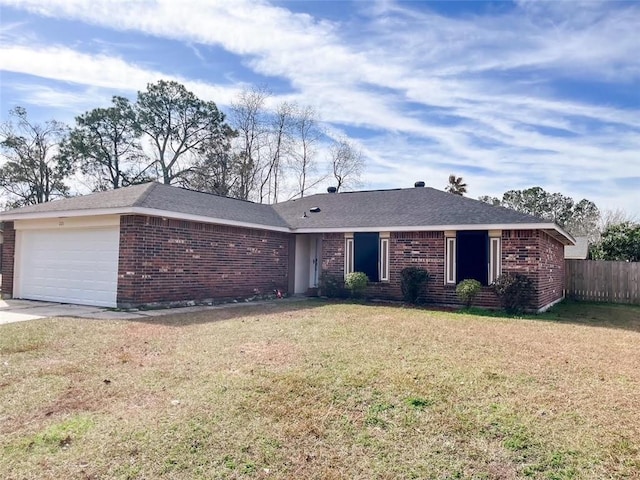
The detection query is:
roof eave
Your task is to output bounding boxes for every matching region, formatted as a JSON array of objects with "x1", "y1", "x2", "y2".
[
  {"x1": 0, "y1": 208, "x2": 575, "y2": 245},
  {"x1": 292, "y1": 222, "x2": 575, "y2": 245},
  {"x1": 0, "y1": 207, "x2": 291, "y2": 233}
]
